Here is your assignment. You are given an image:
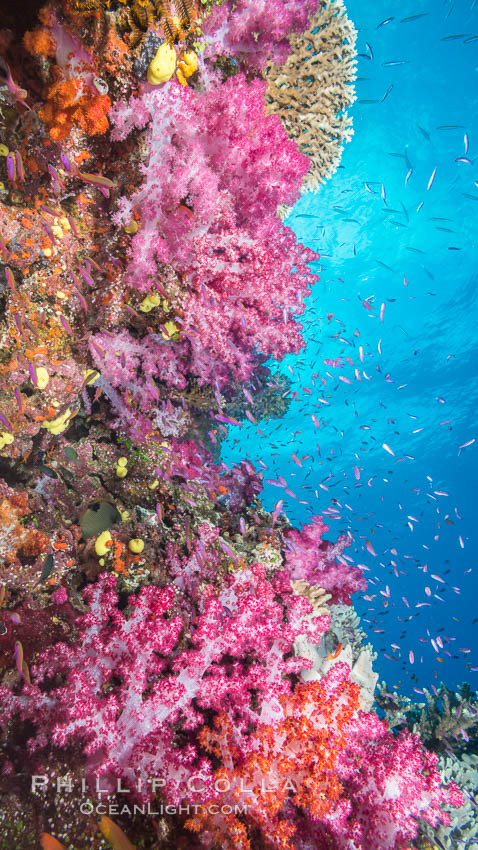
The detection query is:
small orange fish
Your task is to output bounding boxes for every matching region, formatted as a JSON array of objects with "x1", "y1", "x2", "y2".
[
  {"x1": 78, "y1": 171, "x2": 115, "y2": 189},
  {"x1": 14, "y1": 640, "x2": 23, "y2": 675},
  {"x1": 99, "y1": 816, "x2": 136, "y2": 850},
  {"x1": 325, "y1": 643, "x2": 344, "y2": 661},
  {"x1": 40, "y1": 834, "x2": 66, "y2": 850},
  {"x1": 22, "y1": 660, "x2": 31, "y2": 684}
]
